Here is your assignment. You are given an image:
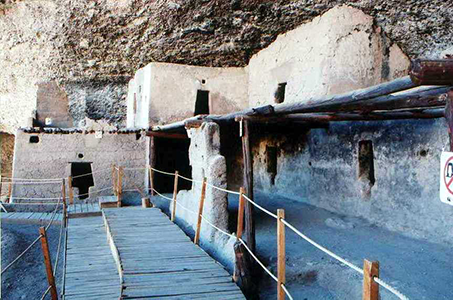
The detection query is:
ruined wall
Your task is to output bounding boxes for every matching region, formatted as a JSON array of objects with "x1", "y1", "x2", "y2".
[
  {"x1": 0, "y1": 133, "x2": 15, "y2": 195},
  {"x1": 36, "y1": 81, "x2": 73, "y2": 128},
  {"x1": 127, "y1": 63, "x2": 249, "y2": 127},
  {"x1": 174, "y1": 122, "x2": 236, "y2": 270},
  {"x1": 248, "y1": 6, "x2": 410, "y2": 108},
  {"x1": 12, "y1": 131, "x2": 146, "y2": 200},
  {"x1": 253, "y1": 119, "x2": 453, "y2": 245}
]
